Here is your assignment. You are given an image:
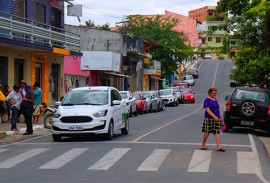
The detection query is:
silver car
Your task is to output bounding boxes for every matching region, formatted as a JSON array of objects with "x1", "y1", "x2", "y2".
[
  {"x1": 158, "y1": 89, "x2": 178, "y2": 106},
  {"x1": 182, "y1": 75, "x2": 195, "y2": 86},
  {"x1": 141, "y1": 91, "x2": 159, "y2": 112}
]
